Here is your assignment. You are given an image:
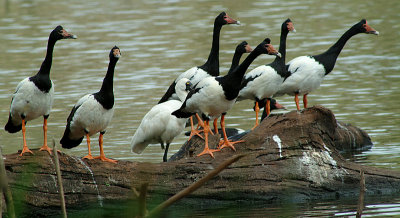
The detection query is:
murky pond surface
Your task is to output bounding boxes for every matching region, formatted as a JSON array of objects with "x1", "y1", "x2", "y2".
[{"x1": 1, "y1": 0, "x2": 399, "y2": 216}]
